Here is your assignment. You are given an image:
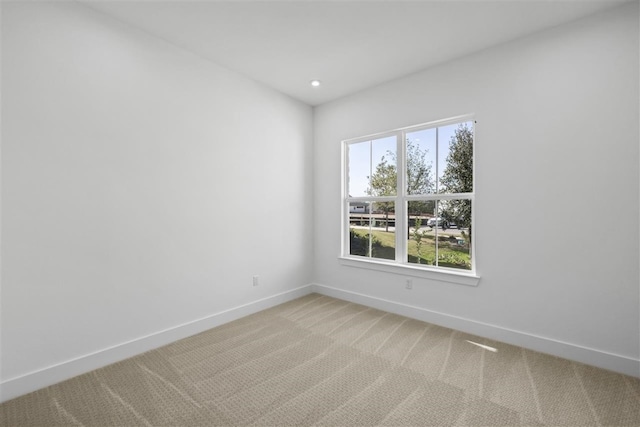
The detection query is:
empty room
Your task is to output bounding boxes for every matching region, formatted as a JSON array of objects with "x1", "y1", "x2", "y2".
[{"x1": 1, "y1": 0, "x2": 639, "y2": 425}]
